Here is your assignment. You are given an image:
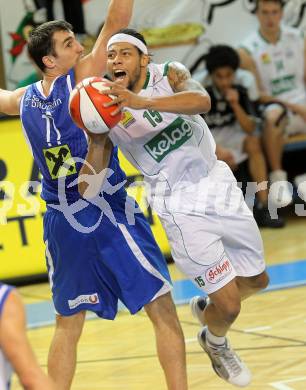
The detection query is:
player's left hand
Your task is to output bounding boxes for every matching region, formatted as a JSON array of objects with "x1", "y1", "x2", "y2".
[{"x1": 101, "y1": 80, "x2": 147, "y2": 115}]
